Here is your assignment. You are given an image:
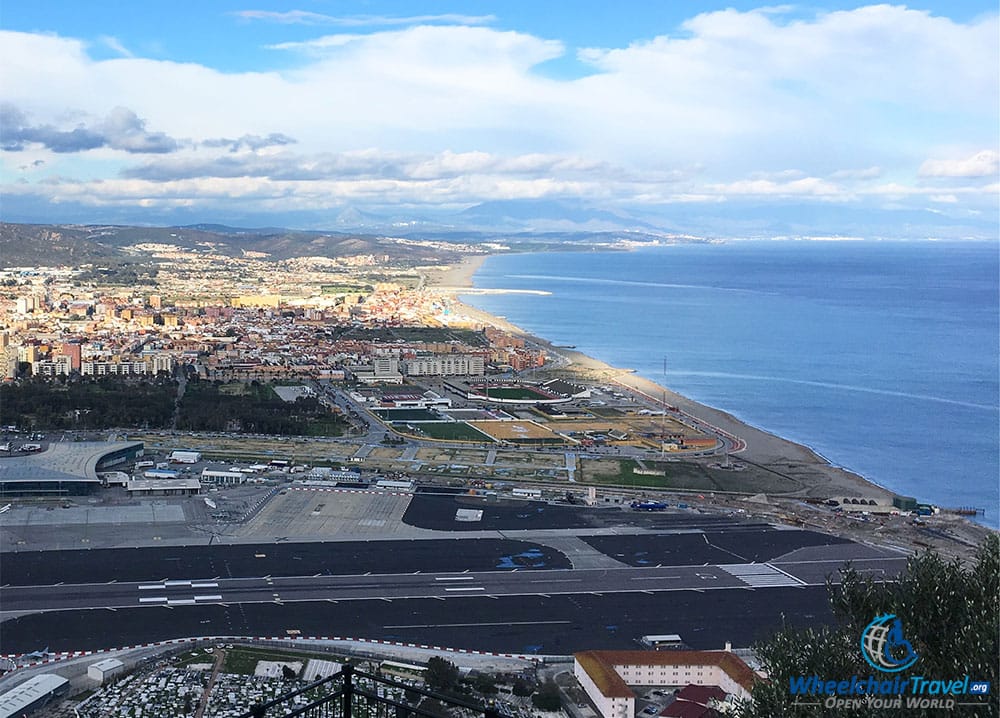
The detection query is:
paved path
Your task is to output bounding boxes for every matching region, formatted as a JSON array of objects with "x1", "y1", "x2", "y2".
[{"x1": 524, "y1": 536, "x2": 629, "y2": 570}]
